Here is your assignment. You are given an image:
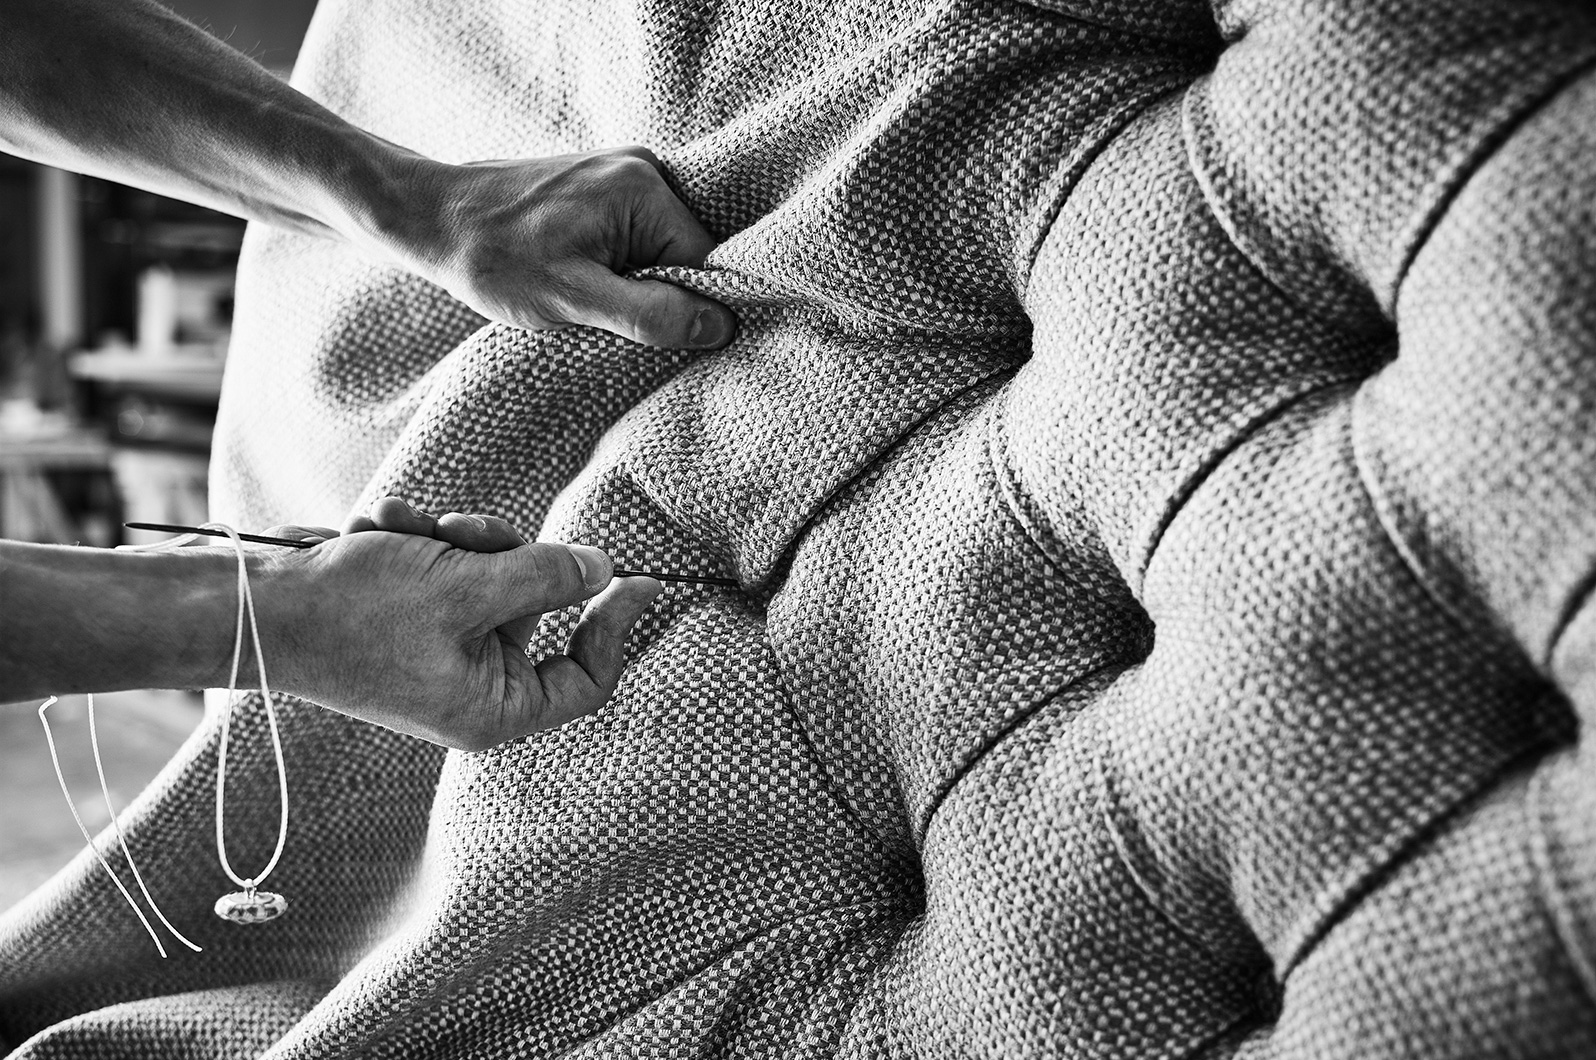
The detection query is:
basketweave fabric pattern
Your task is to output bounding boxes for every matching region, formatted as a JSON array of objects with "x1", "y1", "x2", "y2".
[{"x1": 6, "y1": 0, "x2": 1596, "y2": 1057}]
